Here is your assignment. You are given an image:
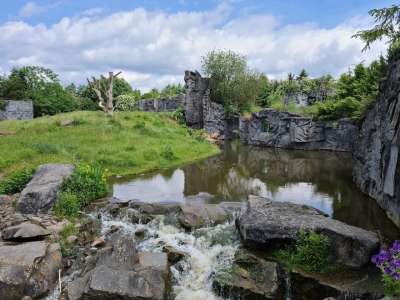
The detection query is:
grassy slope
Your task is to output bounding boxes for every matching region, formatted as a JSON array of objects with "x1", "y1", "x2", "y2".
[{"x1": 0, "y1": 111, "x2": 219, "y2": 176}]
